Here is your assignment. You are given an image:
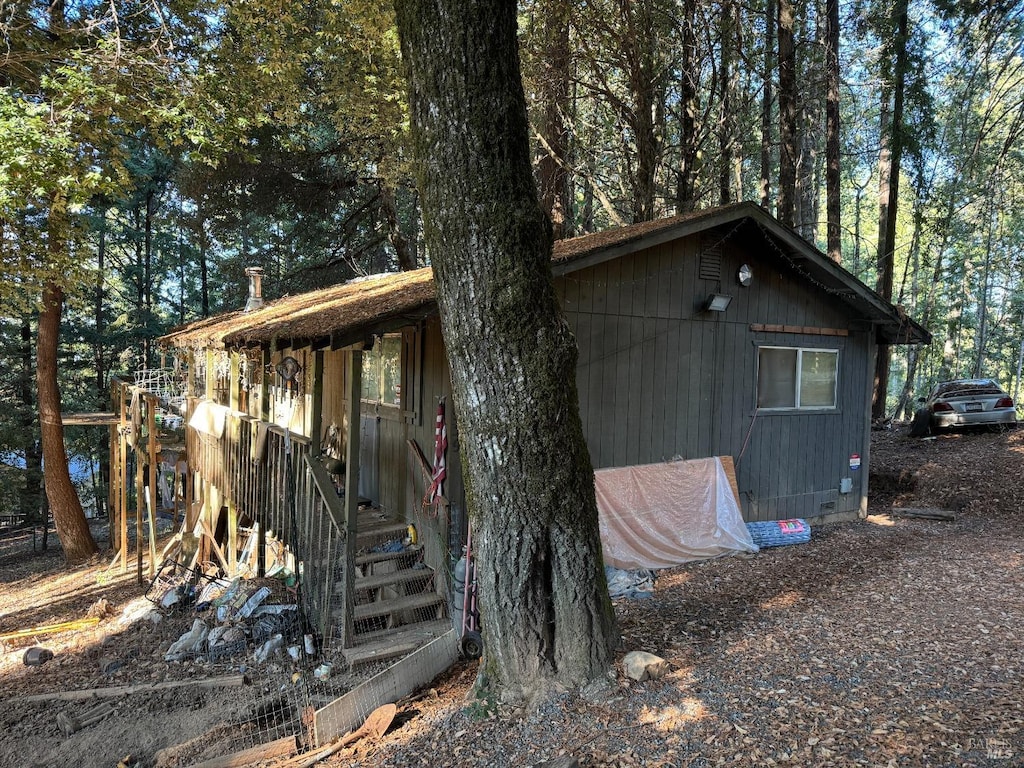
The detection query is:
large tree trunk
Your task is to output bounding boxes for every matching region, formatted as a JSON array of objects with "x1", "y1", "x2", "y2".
[
  {"x1": 824, "y1": 0, "x2": 841, "y2": 263},
  {"x1": 777, "y1": 0, "x2": 798, "y2": 226},
  {"x1": 872, "y1": 0, "x2": 908, "y2": 420},
  {"x1": 676, "y1": 0, "x2": 700, "y2": 213},
  {"x1": 535, "y1": 0, "x2": 574, "y2": 240},
  {"x1": 395, "y1": 0, "x2": 617, "y2": 703},
  {"x1": 759, "y1": 0, "x2": 776, "y2": 210},
  {"x1": 38, "y1": 280, "x2": 98, "y2": 564},
  {"x1": 718, "y1": 0, "x2": 736, "y2": 205}
]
